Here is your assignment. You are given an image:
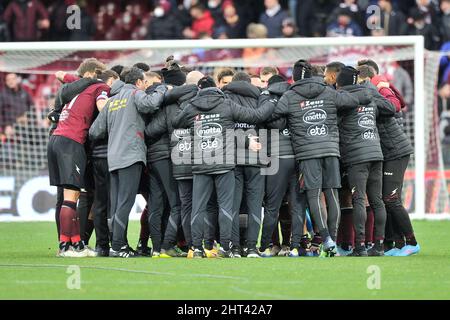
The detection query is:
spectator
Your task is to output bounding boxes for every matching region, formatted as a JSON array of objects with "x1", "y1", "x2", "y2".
[
  {"x1": 440, "y1": 42, "x2": 450, "y2": 85},
  {"x1": 221, "y1": 2, "x2": 246, "y2": 38},
  {"x1": 207, "y1": 0, "x2": 228, "y2": 28},
  {"x1": 242, "y1": 23, "x2": 268, "y2": 60},
  {"x1": 408, "y1": 0, "x2": 440, "y2": 26},
  {"x1": 3, "y1": 0, "x2": 50, "y2": 41},
  {"x1": 147, "y1": 1, "x2": 182, "y2": 39},
  {"x1": 328, "y1": 0, "x2": 364, "y2": 35},
  {"x1": 326, "y1": 7, "x2": 363, "y2": 37},
  {"x1": 406, "y1": 8, "x2": 440, "y2": 50},
  {"x1": 48, "y1": 0, "x2": 71, "y2": 41},
  {"x1": 281, "y1": 17, "x2": 298, "y2": 37},
  {"x1": 69, "y1": 1, "x2": 96, "y2": 41},
  {"x1": 183, "y1": 4, "x2": 215, "y2": 39},
  {"x1": 438, "y1": 83, "x2": 450, "y2": 166},
  {"x1": 0, "y1": 3, "x2": 10, "y2": 42},
  {"x1": 294, "y1": 0, "x2": 315, "y2": 36},
  {"x1": 376, "y1": 0, "x2": 408, "y2": 36},
  {"x1": 0, "y1": 73, "x2": 33, "y2": 140},
  {"x1": 439, "y1": 0, "x2": 450, "y2": 44},
  {"x1": 259, "y1": 0, "x2": 290, "y2": 38}
]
